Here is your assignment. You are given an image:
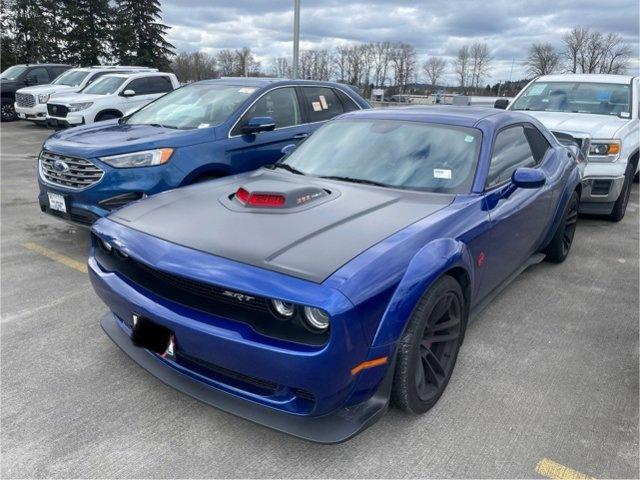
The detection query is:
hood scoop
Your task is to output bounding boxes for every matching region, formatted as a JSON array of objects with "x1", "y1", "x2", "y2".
[{"x1": 225, "y1": 178, "x2": 335, "y2": 212}]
